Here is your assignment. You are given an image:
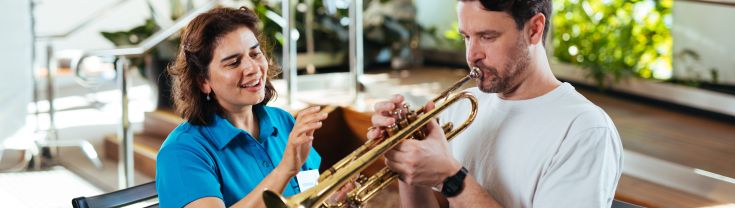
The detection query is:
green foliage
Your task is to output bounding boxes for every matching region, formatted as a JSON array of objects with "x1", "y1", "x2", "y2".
[
  {"x1": 100, "y1": 19, "x2": 158, "y2": 47},
  {"x1": 248, "y1": 0, "x2": 350, "y2": 54},
  {"x1": 100, "y1": 18, "x2": 160, "y2": 74},
  {"x1": 552, "y1": 0, "x2": 673, "y2": 88},
  {"x1": 441, "y1": 22, "x2": 466, "y2": 51},
  {"x1": 250, "y1": 0, "x2": 286, "y2": 49},
  {"x1": 250, "y1": 0, "x2": 432, "y2": 66}
]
